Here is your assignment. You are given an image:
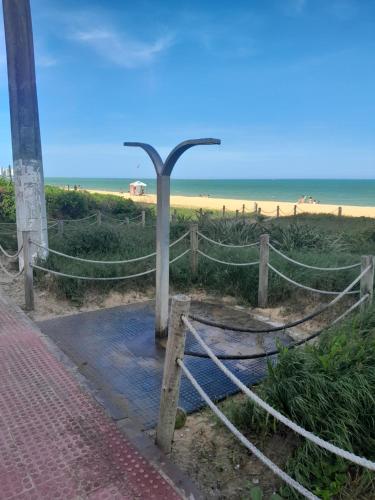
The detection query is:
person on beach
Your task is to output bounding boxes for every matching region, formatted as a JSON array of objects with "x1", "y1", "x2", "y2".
[{"x1": 298, "y1": 195, "x2": 305, "y2": 204}]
